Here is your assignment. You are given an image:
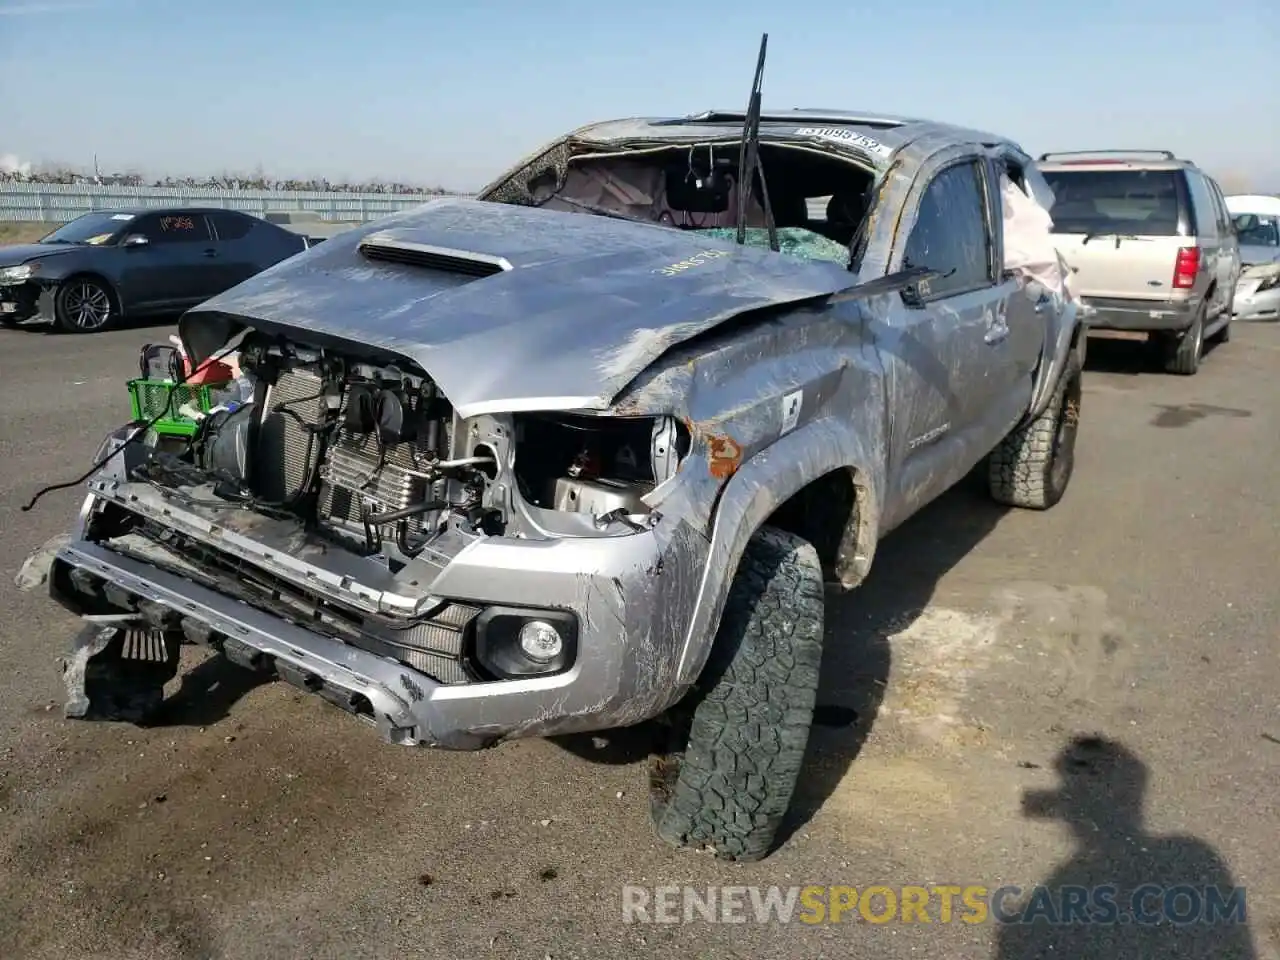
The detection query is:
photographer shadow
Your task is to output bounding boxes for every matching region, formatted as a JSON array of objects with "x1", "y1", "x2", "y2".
[{"x1": 996, "y1": 735, "x2": 1258, "y2": 959}]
